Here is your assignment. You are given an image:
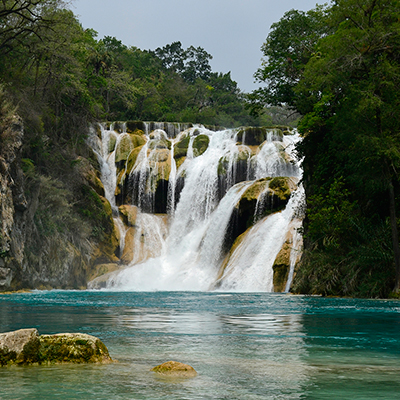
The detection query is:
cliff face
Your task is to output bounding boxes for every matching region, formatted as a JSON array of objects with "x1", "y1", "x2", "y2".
[
  {"x1": 0, "y1": 115, "x2": 26, "y2": 289},
  {"x1": 0, "y1": 116, "x2": 118, "y2": 291}
]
